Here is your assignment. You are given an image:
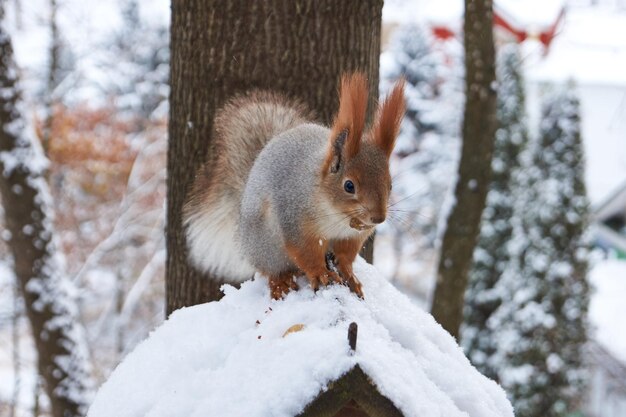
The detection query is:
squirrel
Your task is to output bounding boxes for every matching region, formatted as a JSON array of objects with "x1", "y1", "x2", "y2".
[{"x1": 183, "y1": 73, "x2": 405, "y2": 299}]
